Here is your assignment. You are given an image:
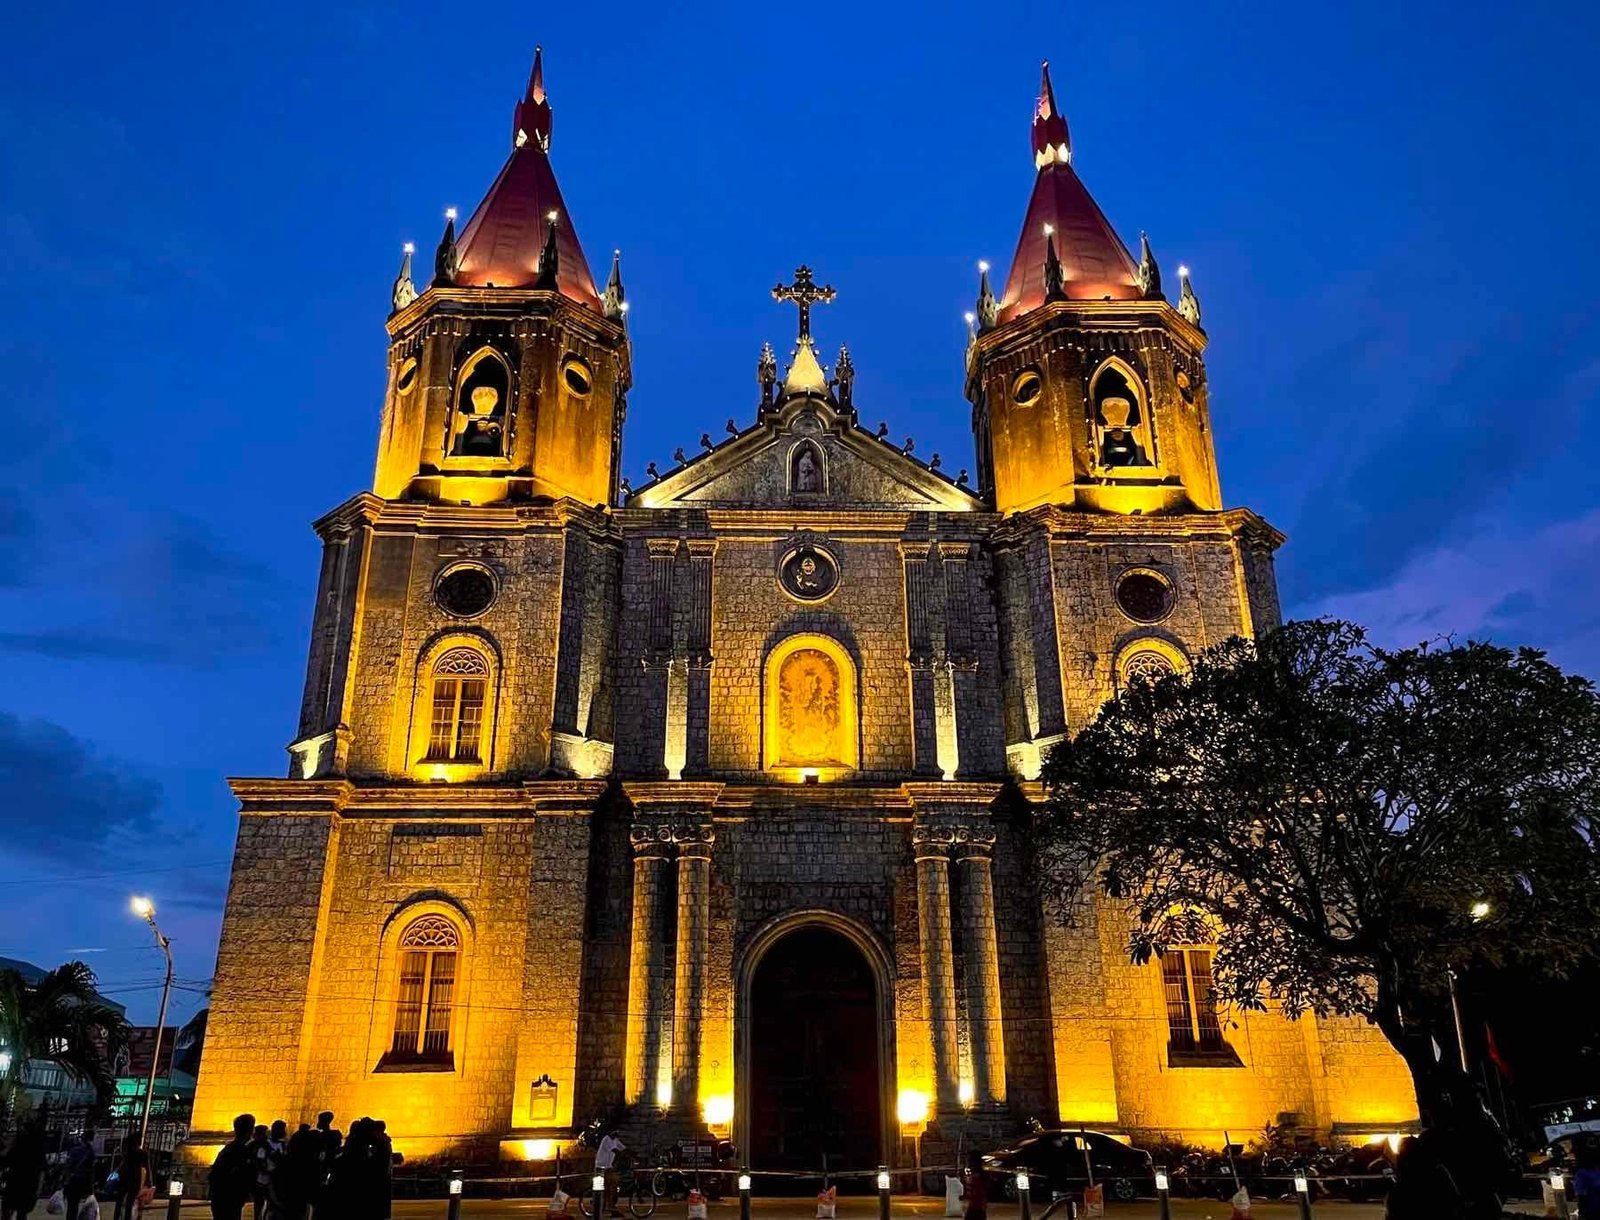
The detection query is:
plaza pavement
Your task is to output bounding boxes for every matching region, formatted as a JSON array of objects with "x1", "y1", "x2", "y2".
[{"x1": 29, "y1": 1194, "x2": 1556, "y2": 1218}]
